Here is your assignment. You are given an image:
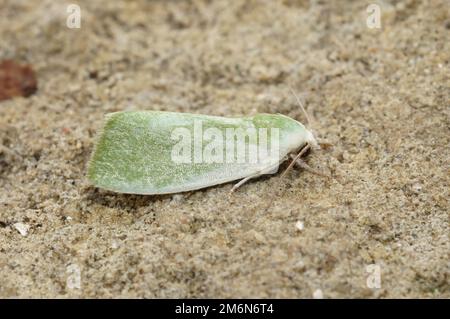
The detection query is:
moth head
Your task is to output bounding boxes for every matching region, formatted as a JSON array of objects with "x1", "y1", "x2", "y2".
[{"x1": 305, "y1": 128, "x2": 320, "y2": 150}]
